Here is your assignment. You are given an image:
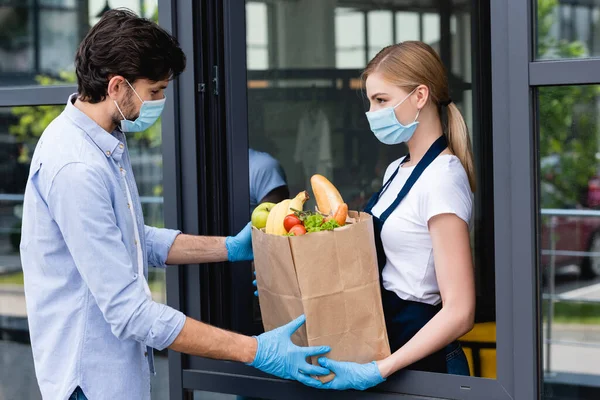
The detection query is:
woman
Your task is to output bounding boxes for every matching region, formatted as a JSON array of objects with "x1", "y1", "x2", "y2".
[{"x1": 318, "y1": 41, "x2": 476, "y2": 390}]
